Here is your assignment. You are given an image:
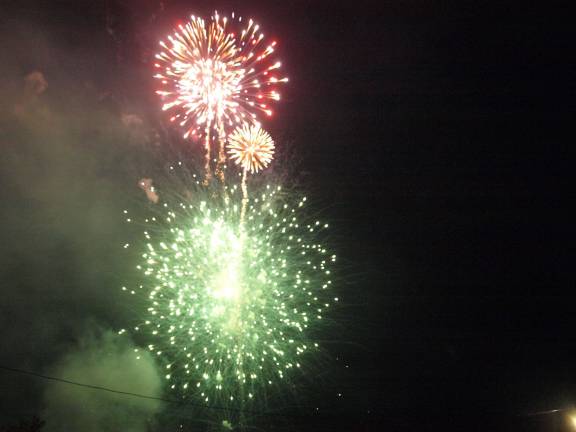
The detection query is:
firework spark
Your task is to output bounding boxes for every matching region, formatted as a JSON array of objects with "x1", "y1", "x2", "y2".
[
  {"x1": 122, "y1": 182, "x2": 335, "y2": 405},
  {"x1": 154, "y1": 12, "x2": 287, "y2": 177},
  {"x1": 227, "y1": 124, "x2": 275, "y2": 174}
]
